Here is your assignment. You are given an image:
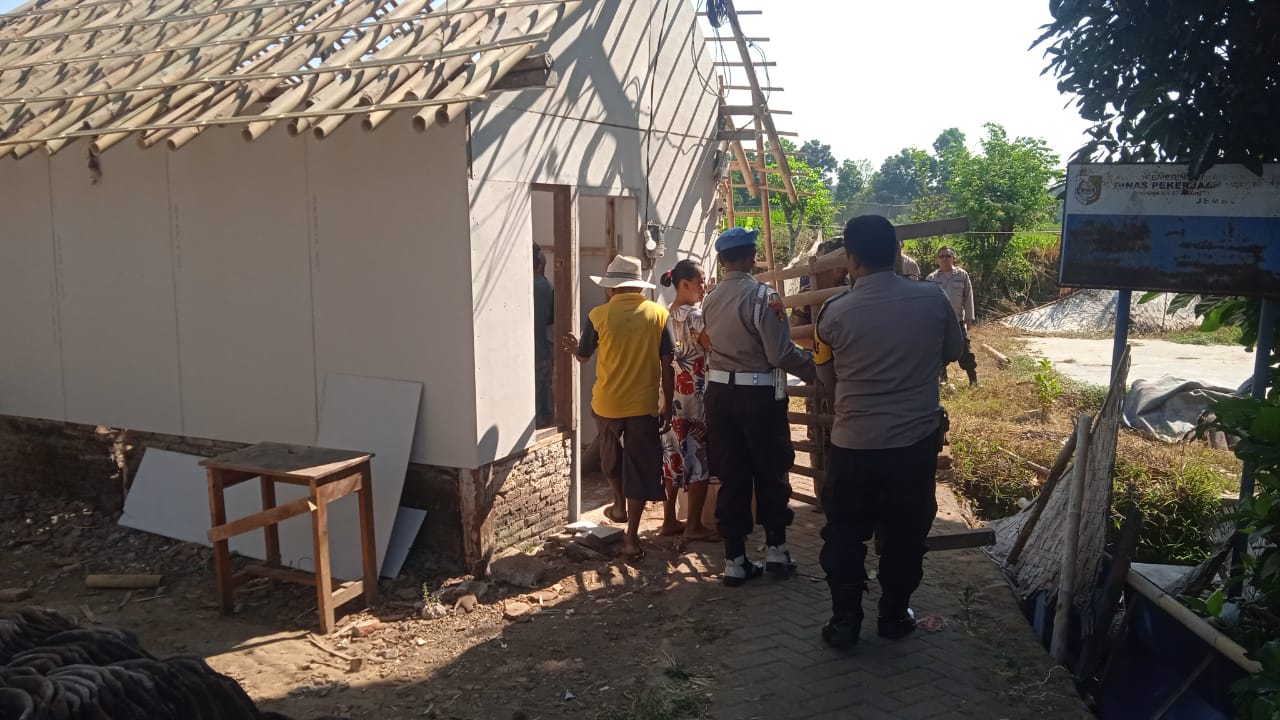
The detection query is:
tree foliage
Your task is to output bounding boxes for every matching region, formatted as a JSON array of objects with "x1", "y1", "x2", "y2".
[
  {"x1": 1035, "y1": 0, "x2": 1280, "y2": 177},
  {"x1": 797, "y1": 139, "x2": 838, "y2": 186},
  {"x1": 946, "y1": 124, "x2": 1061, "y2": 302}
]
